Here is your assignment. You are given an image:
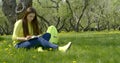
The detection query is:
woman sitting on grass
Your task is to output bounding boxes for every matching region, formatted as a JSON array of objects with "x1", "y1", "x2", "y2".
[{"x1": 12, "y1": 7, "x2": 72, "y2": 52}]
